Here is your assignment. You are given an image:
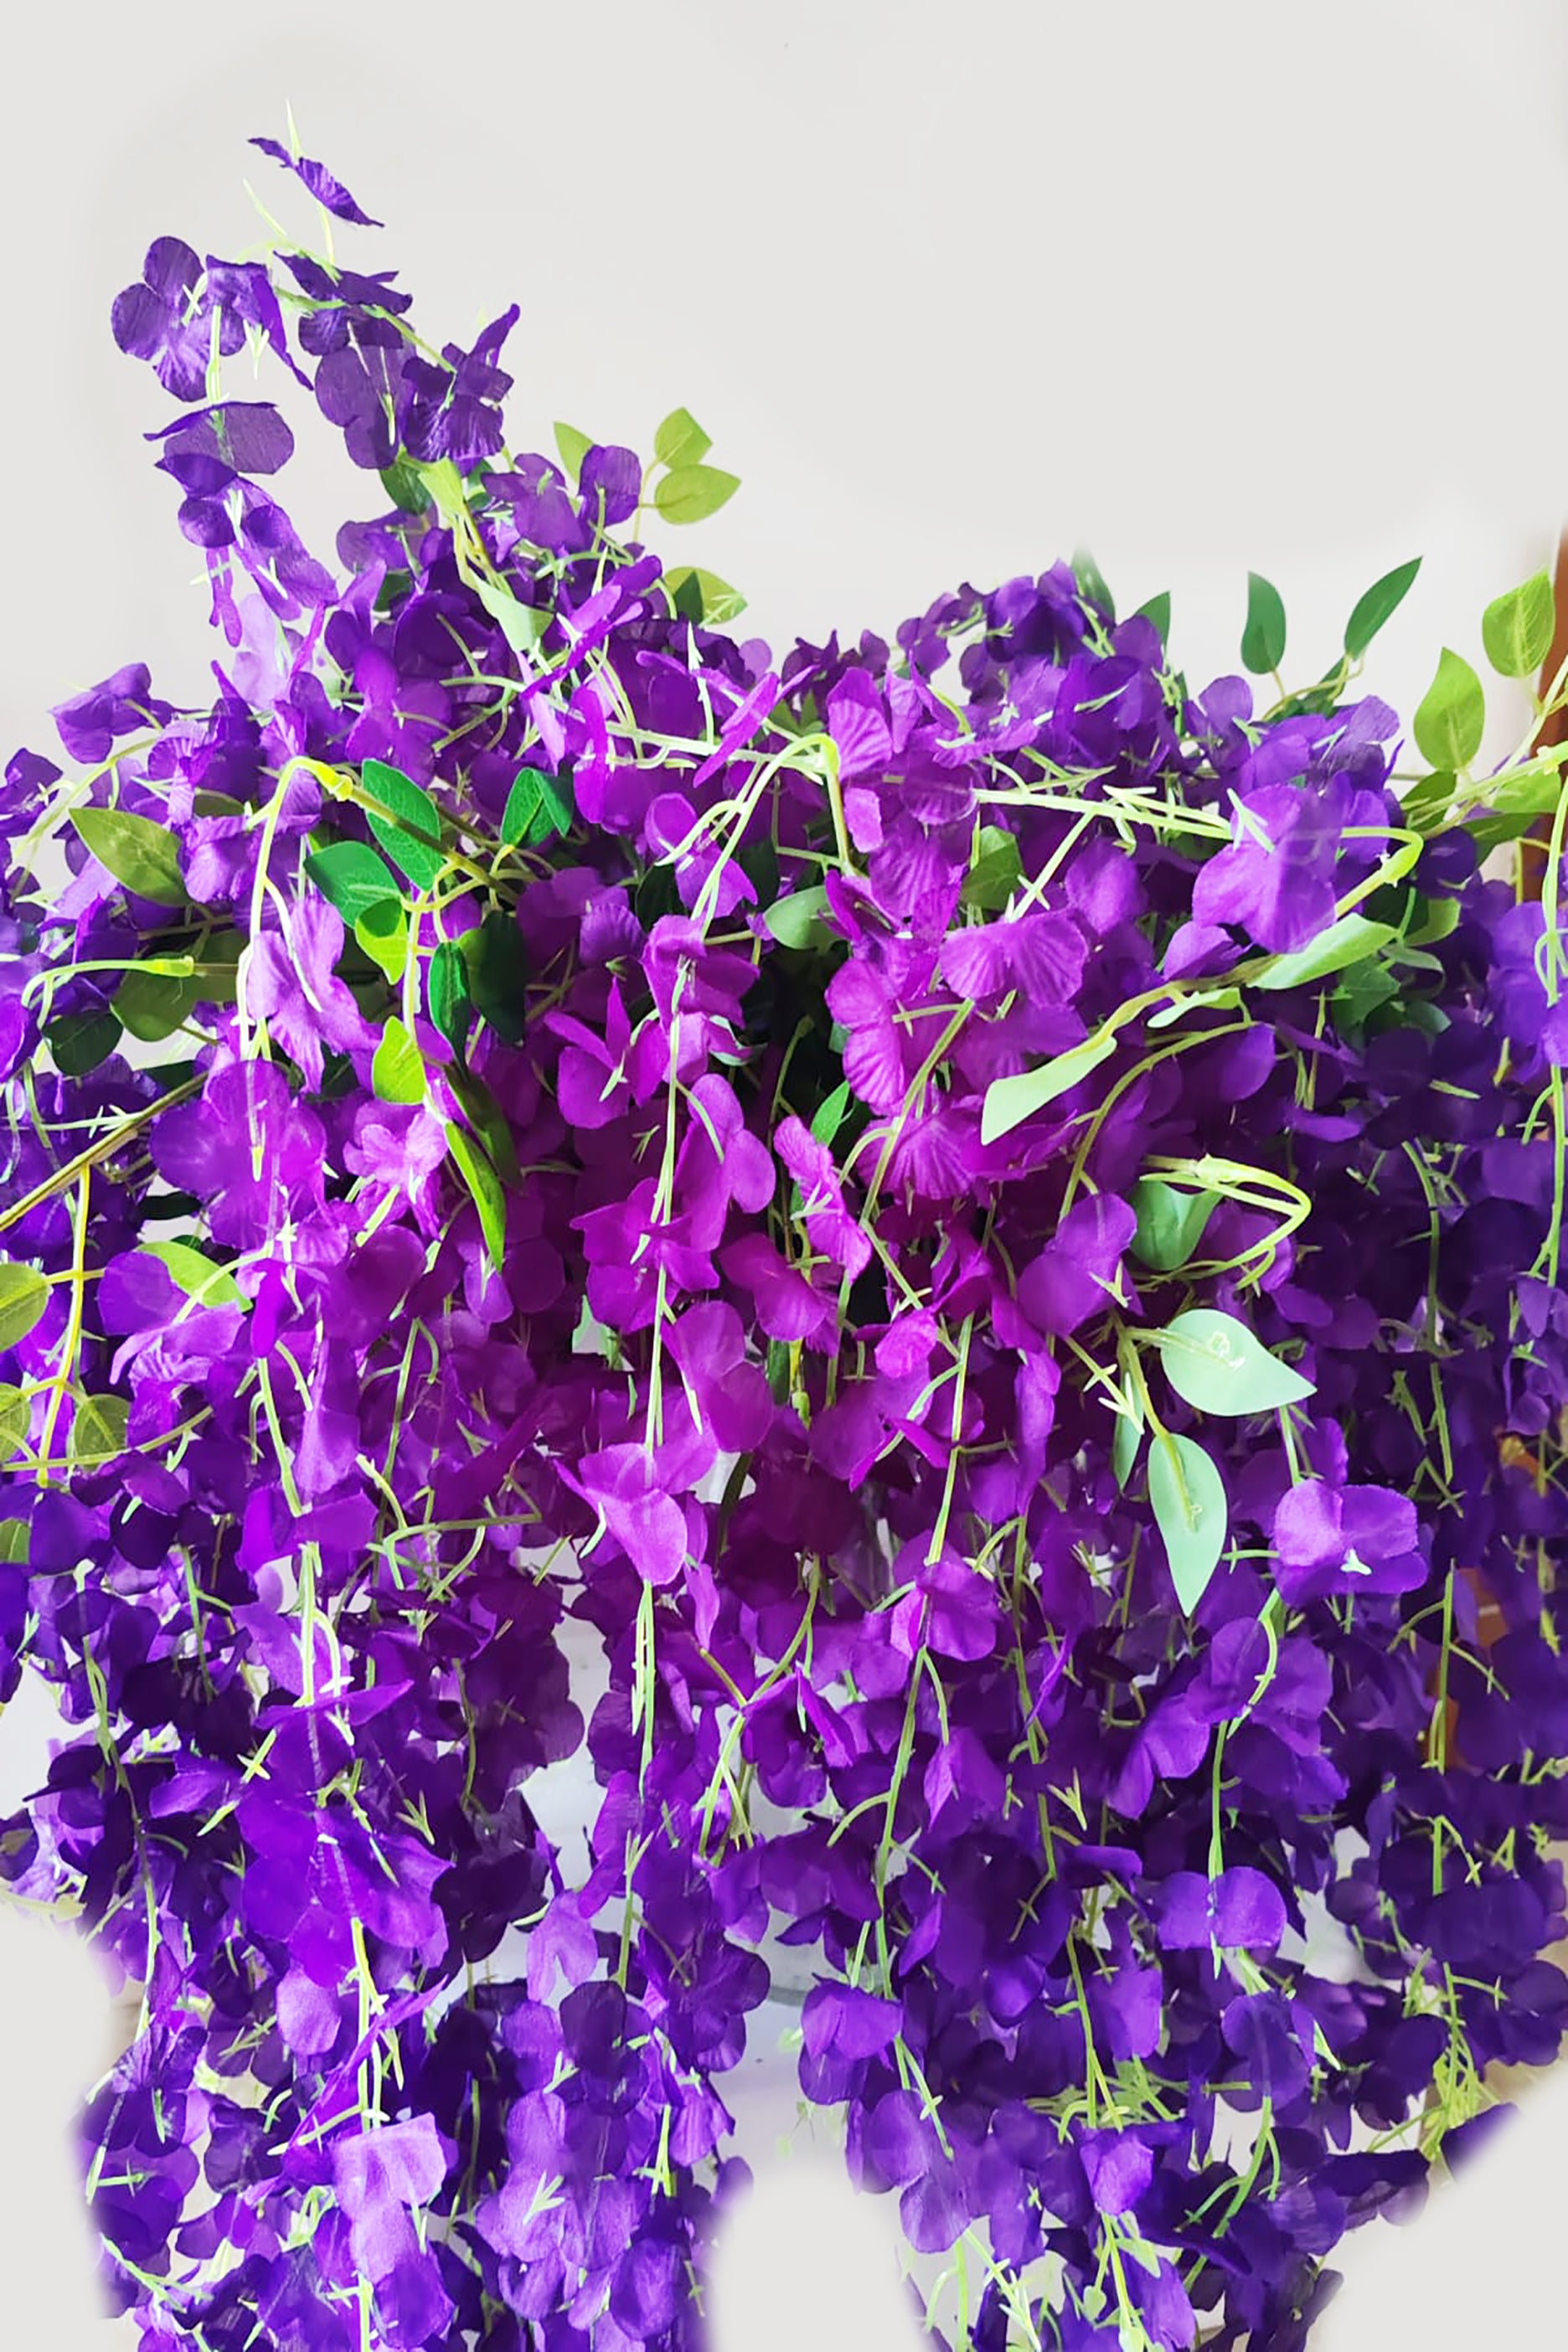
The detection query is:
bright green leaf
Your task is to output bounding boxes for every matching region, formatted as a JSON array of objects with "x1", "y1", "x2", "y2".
[
  {"x1": 445, "y1": 1122, "x2": 507, "y2": 1271},
  {"x1": 373, "y1": 1015, "x2": 426, "y2": 1105},
  {"x1": 1130, "y1": 1180, "x2": 1221, "y2": 1273},
  {"x1": 70, "y1": 809, "x2": 188, "y2": 907},
  {"x1": 1240, "y1": 571, "x2": 1287, "y2": 675},
  {"x1": 0, "y1": 1385, "x2": 28, "y2": 1457},
  {"x1": 470, "y1": 571, "x2": 551, "y2": 656},
  {"x1": 1344, "y1": 556, "x2": 1422, "y2": 661},
  {"x1": 653, "y1": 465, "x2": 740, "y2": 525},
  {"x1": 979, "y1": 1032, "x2": 1118, "y2": 1147},
  {"x1": 1400, "y1": 769, "x2": 1457, "y2": 834},
  {"x1": 1253, "y1": 915, "x2": 1399, "y2": 993},
  {"x1": 0, "y1": 1262, "x2": 49, "y2": 1351},
  {"x1": 810, "y1": 1081, "x2": 852, "y2": 1148},
  {"x1": 361, "y1": 760, "x2": 446, "y2": 890},
  {"x1": 0, "y1": 1520, "x2": 26, "y2": 1564},
  {"x1": 763, "y1": 886, "x2": 833, "y2": 949},
  {"x1": 446, "y1": 1064, "x2": 524, "y2": 1189},
  {"x1": 534, "y1": 771, "x2": 573, "y2": 838},
  {"x1": 1146, "y1": 988, "x2": 1241, "y2": 1030},
  {"x1": 138, "y1": 1240, "x2": 245, "y2": 1307},
  {"x1": 1412, "y1": 647, "x2": 1486, "y2": 772},
  {"x1": 553, "y1": 421, "x2": 592, "y2": 487},
  {"x1": 353, "y1": 898, "x2": 408, "y2": 983},
  {"x1": 1482, "y1": 568, "x2": 1556, "y2": 680},
  {"x1": 70, "y1": 1393, "x2": 129, "y2": 1465},
  {"x1": 654, "y1": 405, "x2": 712, "y2": 469},
  {"x1": 962, "y1": 827, "x2": 1023, "y2": 912},
  {"x1": 1152, "y1": 1307, "x2": 1315, "y2": 1416},
  {"x1": 663, "y1": 565, "x2": 746, "y2": 627},
  {"x1": 1149, "y1": 1434, "x2": 1229, "y2": 1612},
  {"x1": 501, "y1": 769, "x2": 543, "y2": 848},
  {"x1": 305, "y1": 841, "x2": 403, "y2": 925}
]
